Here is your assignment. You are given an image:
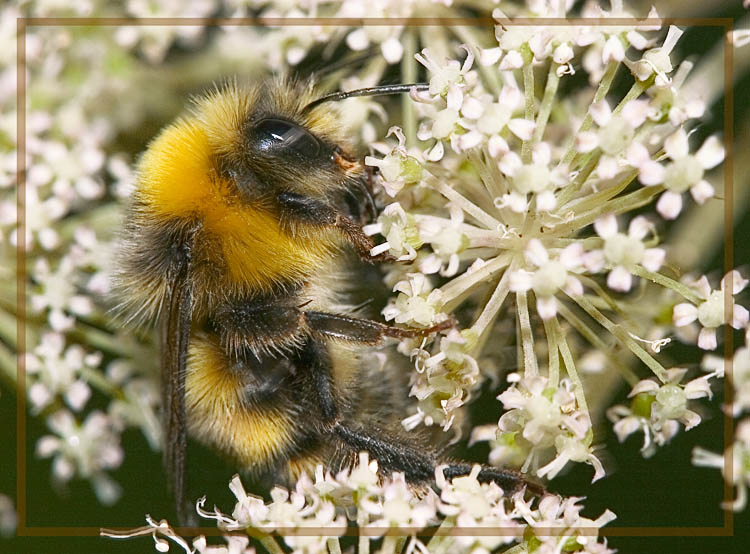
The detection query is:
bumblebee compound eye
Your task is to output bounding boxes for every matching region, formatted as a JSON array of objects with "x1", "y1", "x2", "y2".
[{"x1": 251, "y1": 118, "x2": 324, "y2": 161}]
